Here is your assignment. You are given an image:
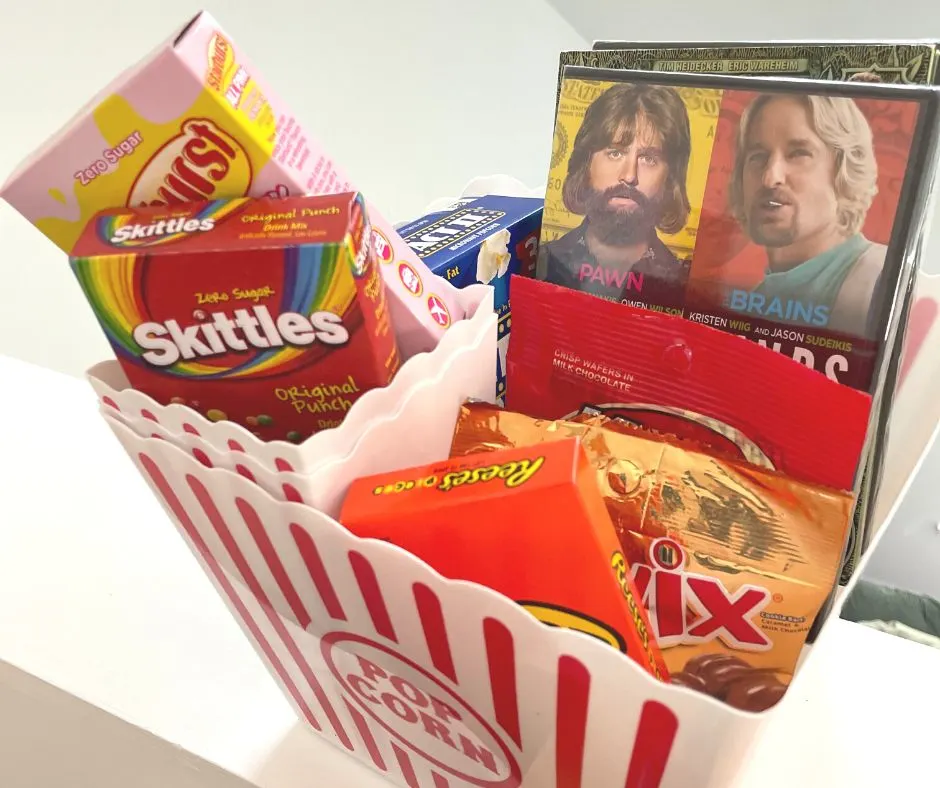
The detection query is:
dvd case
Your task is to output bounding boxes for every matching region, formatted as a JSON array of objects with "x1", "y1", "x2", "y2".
[
  {"x1": 543, "y1": 65, "x2": 940, "y2": 590},
  {"x1": 549, "y1": 47, "x2": 940, "y2": 583}
]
